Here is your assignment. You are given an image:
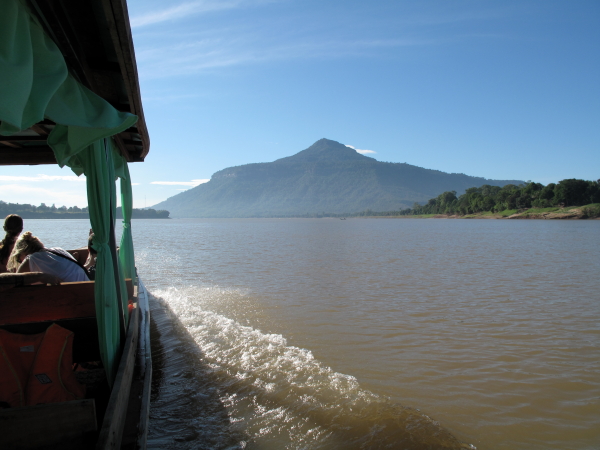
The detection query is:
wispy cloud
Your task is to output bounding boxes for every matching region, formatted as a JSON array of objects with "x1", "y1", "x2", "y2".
[
  {"x1": 131, "y1": 0, "x2": 509, "y2": 81},
  {"x1": 129, "y1": 0, "x2": 517, "y2": 80},
  {"x1": 346, "y1": 145, "x2": 376, "y2": 155},
  {"x1": 131, "y1": 0, "x2": 277, "y2": 28},
  {"x1": 136, "y1": 37, "x2": 432, "y2": 79},
  {"x1": 132, "y1": 1, "x2": 234, "y2": 28},
  {"x1": 126, "y1": 1, "x2": 520, "y2": 101},
  {"x1": 151, "y1": 179, "x2": 209, "y2": 186},
  {"x1": 0, "y1": 174, "x2": 84, "y2": 182}
]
